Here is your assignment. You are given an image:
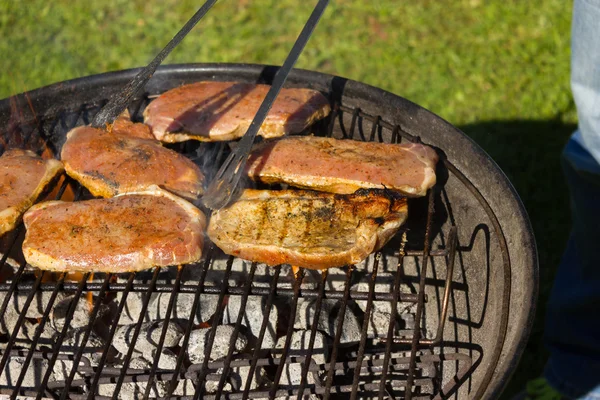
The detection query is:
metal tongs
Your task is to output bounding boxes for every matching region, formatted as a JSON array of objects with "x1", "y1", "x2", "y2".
[
  {"x1": 202, "y1": 0, "x2": 330, "y2": 210},
  {"x1": 91, "y1": 0, "x2": 218, "y2": 128}
]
